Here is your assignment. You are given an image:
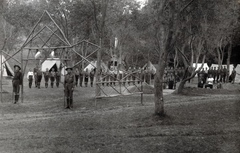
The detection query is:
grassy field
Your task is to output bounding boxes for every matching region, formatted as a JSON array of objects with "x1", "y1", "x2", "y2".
[{"x1": 0, "y1": 78, "x2": 239, "y2": 153}]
